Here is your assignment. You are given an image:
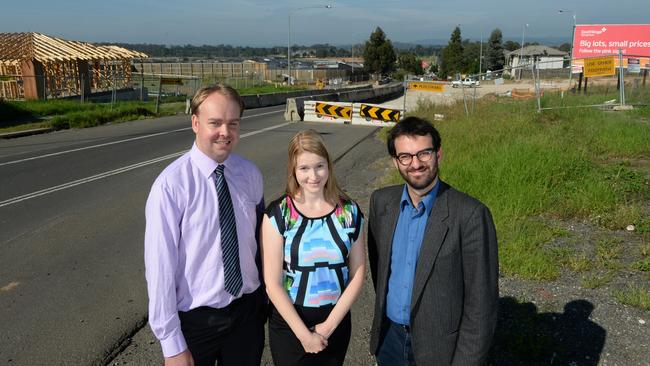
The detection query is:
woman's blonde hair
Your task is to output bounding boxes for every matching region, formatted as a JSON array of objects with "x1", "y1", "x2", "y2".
[{"x1": 285, "y1": 129, "x2": 349, "y2": 204}]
